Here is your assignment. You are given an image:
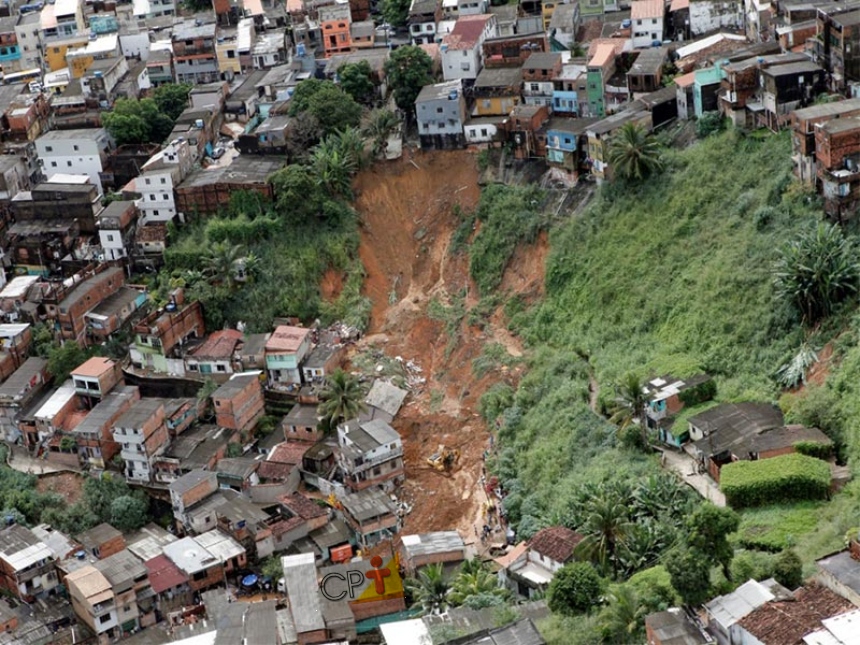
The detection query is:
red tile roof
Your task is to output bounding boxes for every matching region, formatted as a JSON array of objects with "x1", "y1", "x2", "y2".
[
  {"x1": 267, "y1": 441, "x2": 312, "y2": 465},
  {"x1": 631, "y1": 0, "x2": 664, "y2": 19},
  {"x1": 265, "y1": 326, "x2": 310, "y2": 353},
  {"x1": 145, "y1": 554, "x2": 188, "y2": 594},
  {"x1": 258, "y1": 460, "x2": 297, "y2": 481},
  {"x1": 587, "y1": 38, "x2": 627, "y2": 60},
  {"x1": 737, "y1": 584, "x2": 854, "y2": 644},
  {"x1": 528, "y1": 526, "x2": 583, "y2": 564},
  {"x1": 189, "y1": 330, "x2": 243, "y2": 360},
  {"x1": 71, "y1": 357, "x2": 115, "y2": 378},
  {"x1": 443, "y1": 14, "x2": 494, "y2": 51},
  {"x1": 280, "y1": 492, "x2": 327, "y2": 520},
  {"x1": 270, "y1": 516, "x2": 305, "y2": 537}
]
